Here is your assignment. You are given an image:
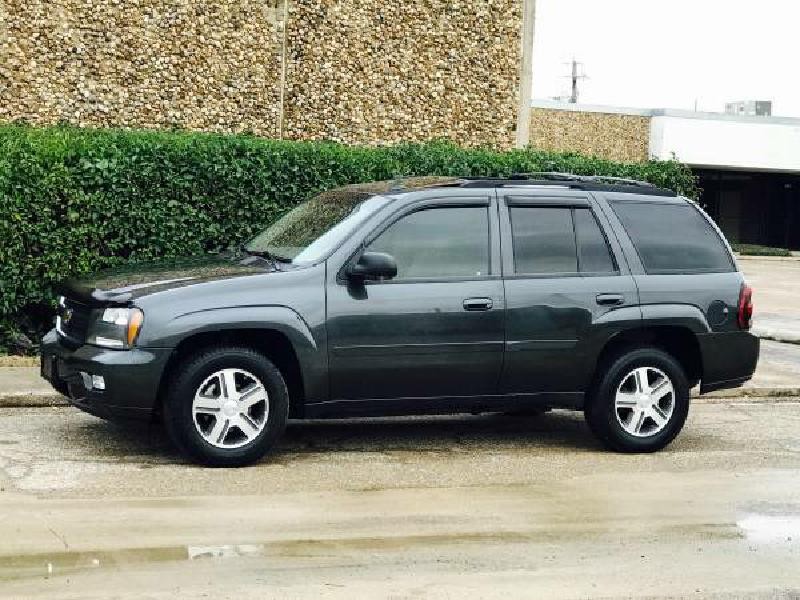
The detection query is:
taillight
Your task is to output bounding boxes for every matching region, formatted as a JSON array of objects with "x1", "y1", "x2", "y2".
[{"x1": 737, "y1": 284, "x2": 753, "y2": 330}]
